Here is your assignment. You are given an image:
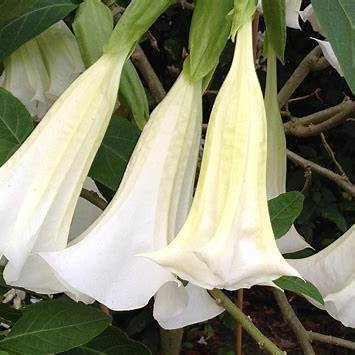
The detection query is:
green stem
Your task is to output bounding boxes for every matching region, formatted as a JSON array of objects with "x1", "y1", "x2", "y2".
[
  {"x1": 159, "y1": 328, "x2": 184, "y2": 355},
  {"x1": 209, "y1": 289, "x2": 284, "y2": 355}
]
